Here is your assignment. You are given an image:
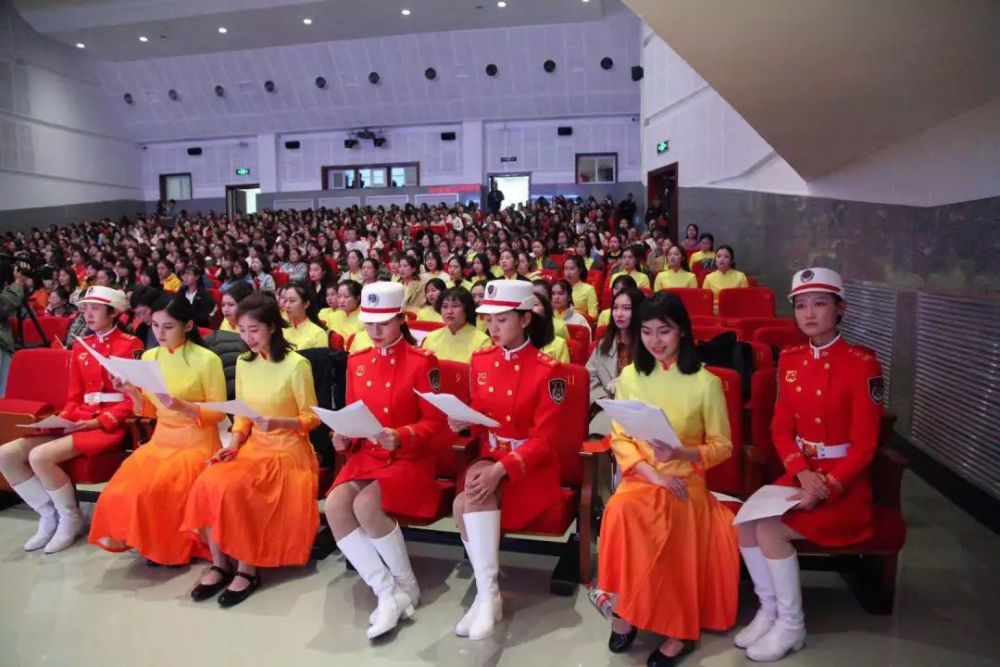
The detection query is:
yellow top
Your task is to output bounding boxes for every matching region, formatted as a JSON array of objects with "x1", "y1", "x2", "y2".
[
  {"x1": 476, "y1": 316, "x2": 488, "y2": 332},
  {"x1": 402, "y1": 278, "x2": 426, "y2": 313},
  {"x1": 341, "y1": 271, "x2": 362, "y2": 282},
  {"x1": 654, "y1": 268, "x2": 698, "y2": 291},
  {"x1": 284, "y1": 318, "x2": 328, "y2": 351},
  {"x1": 611, "y1": 362, "x2": 732, "y2": 477},
  {"x1": 320, "y1": 307, "x2": 363, "y2": 339},
  {"x1": 349, "y1": 329, "x2": 372, "y2": 353},
  {"x1": 162, "y1": 274, "x2": 181, "y2": 293},
  {"x1": 490, "y1": 266, "x2": 504, "y2": 278},
  {"x1": 219, "y1": 318, "x2": 236, "y2": 333},
  {"x1": 584, "y1": 257, "x2": 595, "y2": 270},
  {"x1": 139, "y1": 342, "x2": 227, "y2": 437},
  {"x1": 448, "y1": 279, "x2": 475, "y2": 291},
  {"x1": 702, "y1": 269, "x2": 749, "y2": 310},
  {"x1": 422, "y1": 324, "x2": 492, "y2": 363},
  {"x1": 231, "y1": 351, "x2": 320, "y2": 442},
  {"x1": 609, "y1": 270, "x2": 651, "y2": 290},
  {"x1": 690, "y1": 250, "x2": 716, "y2": 269},
  {"x1": 541, "y1": 335, "x2": 570, "y2": 363},
  {"x1": 597, "y1": 309, "x2": 611, "y2": 328},
  {"x1": 570, "y1": 281, "x2": 599, "y2": 319},
  {"x1": 553, "y1": 316, "x2": 569, "y2": 340},
  {"x1": 416, "y1": 306, "x2": 445, "y2": 323}
]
